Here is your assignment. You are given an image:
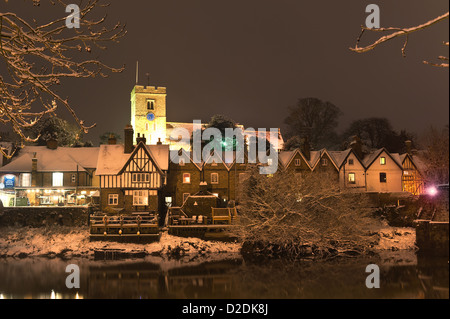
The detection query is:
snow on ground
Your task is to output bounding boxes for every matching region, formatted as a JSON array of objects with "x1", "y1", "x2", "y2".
[
  {"x1": 373, "y1": 227, "x2": 417, "y2": 251},
  {"x1": 0, "y1": 224, "x2": 417, "y2": 260},
  {"x1": 0, "y1": 226, "x2": 241, "y2": 259}
]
